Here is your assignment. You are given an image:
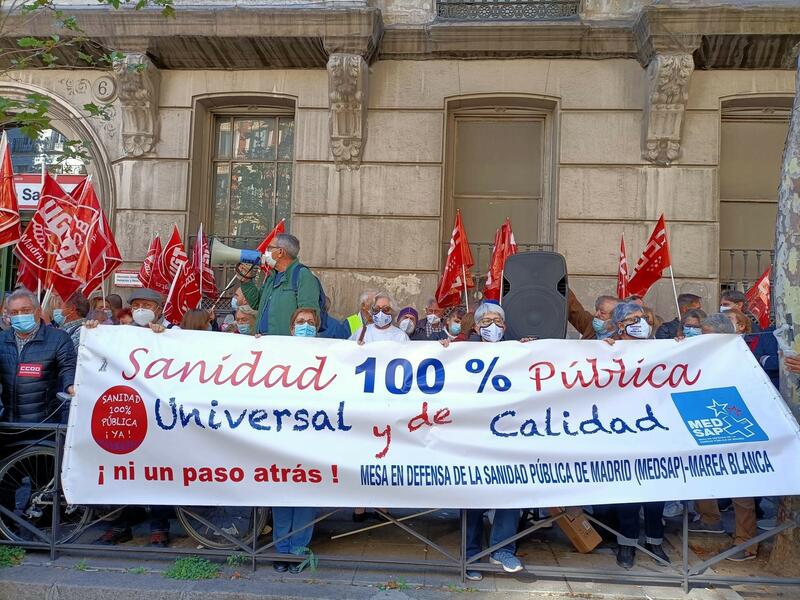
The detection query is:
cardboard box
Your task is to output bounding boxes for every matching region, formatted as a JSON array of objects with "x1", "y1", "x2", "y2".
[{"x1": 548, "y1": 507, "x2": 602, "y2": 553}]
